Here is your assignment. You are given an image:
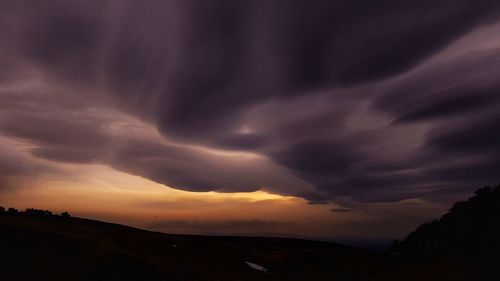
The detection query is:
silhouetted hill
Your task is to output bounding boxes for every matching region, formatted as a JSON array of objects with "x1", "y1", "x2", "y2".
[
  {"x1": 391, "y1": 184, "x2": 500, "y2": 257},
  {"x1": 0, "y1": 209, "x2": 385, "y2": 281},
  {"x1": 1, "y1": 184, "x2": 499, "y2": 281},
  {"x1": 387, "y1": 184, "x2": 500, "y2": 280}
]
